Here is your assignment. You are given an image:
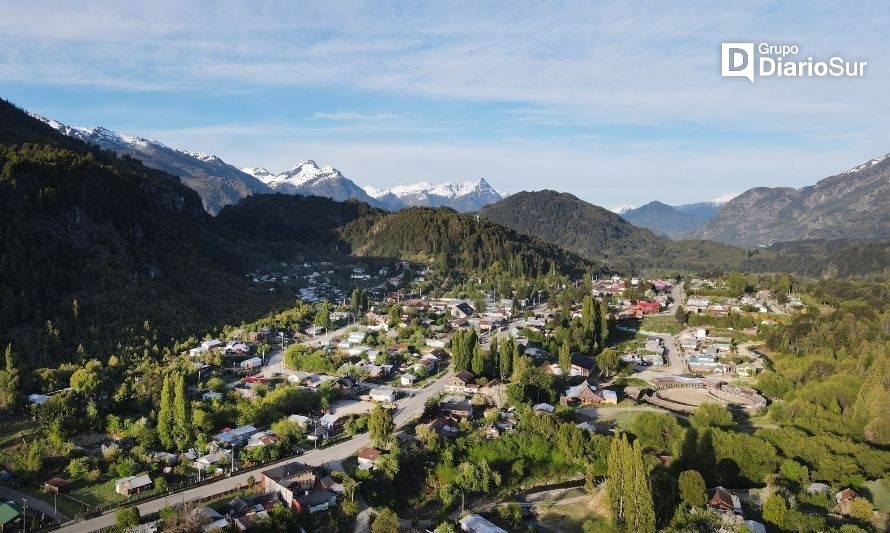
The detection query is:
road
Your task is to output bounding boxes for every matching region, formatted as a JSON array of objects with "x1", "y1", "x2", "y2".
[{"x1": 59, "y1": 369, "x2": 454, "y2": 533}]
